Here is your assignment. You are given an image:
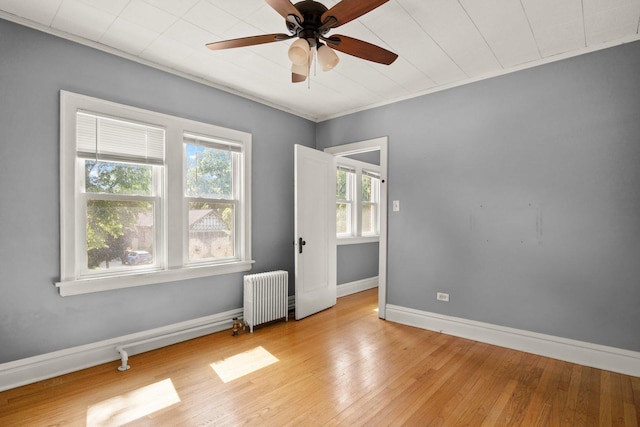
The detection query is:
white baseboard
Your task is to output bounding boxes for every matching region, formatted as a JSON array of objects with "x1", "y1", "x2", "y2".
[
  {"x1": 286, "y1": 277, "x2": 378, "y2": 309},
  {"x1": 386, "y1": 304, "x2": 640, "y2": 377},
  {"x1": 0, "y1": 307, "x2": 242, "y2": 392},
  {"x1": 337, "y1": 276, "x2": 378, "y2": 298}
]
